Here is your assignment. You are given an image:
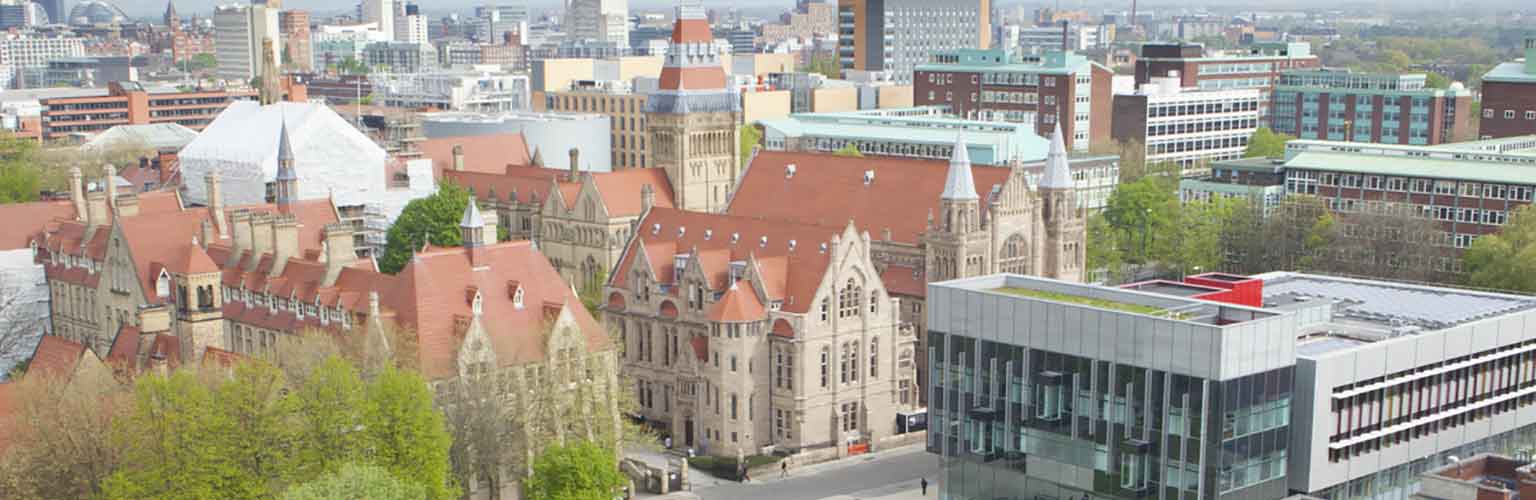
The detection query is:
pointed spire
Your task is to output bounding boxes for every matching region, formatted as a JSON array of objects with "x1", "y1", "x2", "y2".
[
  {"x1": 941, "y1": 133, "x2": 979, "y2": 200},
  {"x1": 460, "y1": 200, "x2": 486, "y2": 250},
  {"x1": 460, "y1": 200, "x2": 485, "y2": 229},
  {"x1": 276, "y1": 115, "x2": 296, "y2": 167},
  {"x1": 1040, "y1": 123, "x2": 1073, "y2": 190},
  {"x1": 275, "y1": 113, "x2": 298, "y2": 211}
]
